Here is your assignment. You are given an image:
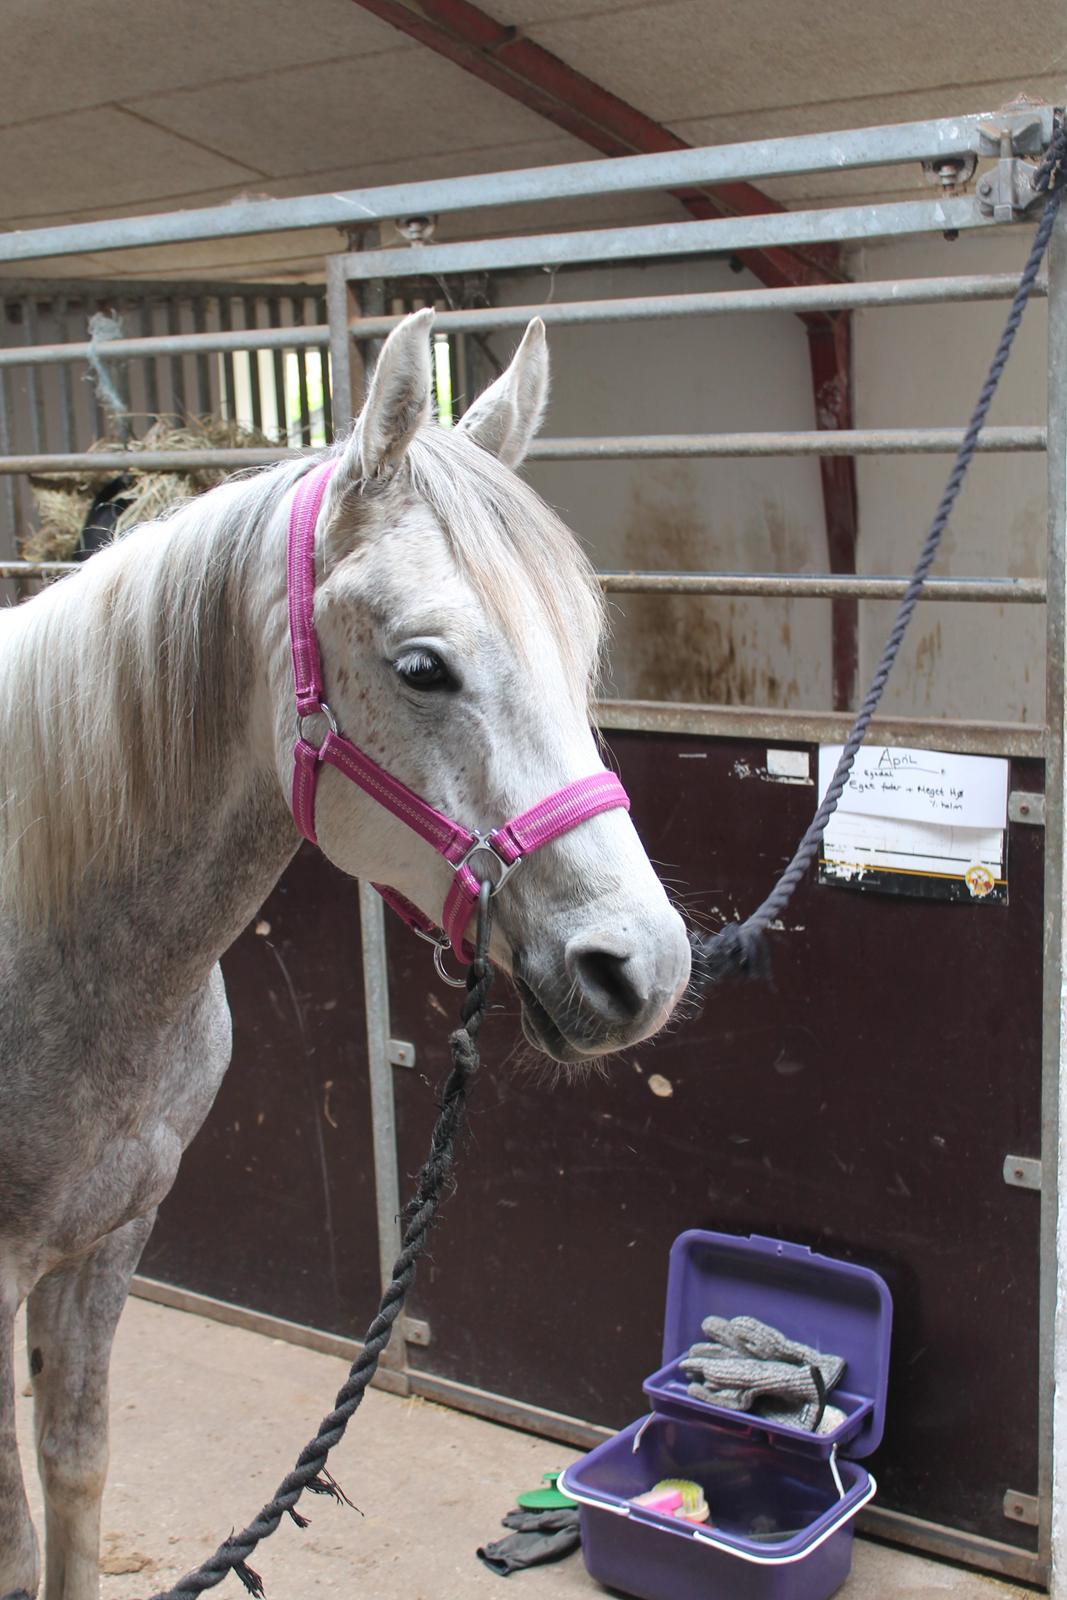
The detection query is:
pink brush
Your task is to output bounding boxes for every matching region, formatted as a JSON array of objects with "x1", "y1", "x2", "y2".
[{"x1": 632, "y1": 1488, "x2": 684, "y2": 1515}]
